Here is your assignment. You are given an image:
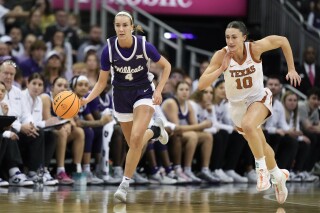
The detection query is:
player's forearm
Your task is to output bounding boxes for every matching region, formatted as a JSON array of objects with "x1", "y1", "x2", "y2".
[
  {"x1": 156, "y1": 64, "x2": 171, "y2": 92},
  {"x1": 280, "y1": 37, "x2": 295, "y2": 71},
  {"x1": 85, "y1": 72, "x2": 108, "y2": 103},
  {"x1": 198, "y1": 68, "x2": 223, "y2": 90}
]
